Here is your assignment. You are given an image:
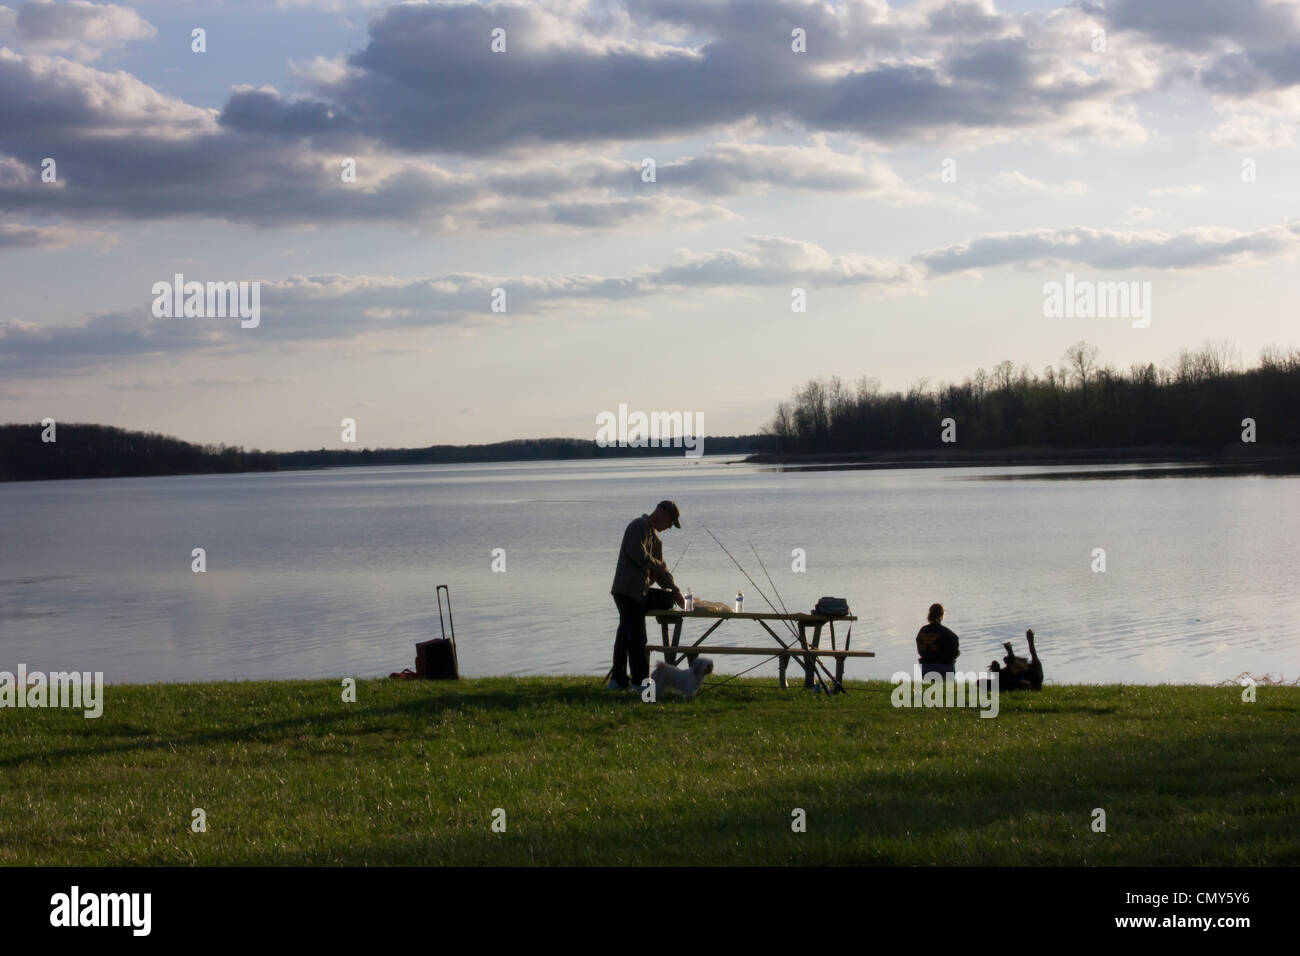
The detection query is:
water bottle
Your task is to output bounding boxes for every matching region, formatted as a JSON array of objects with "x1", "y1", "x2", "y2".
[
  {"x1": 735, "y1": 590, "x2": 744, "y2": 613},
  {"x1": 684, "y1": 588, "x2": 694, "y2": 612}
]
